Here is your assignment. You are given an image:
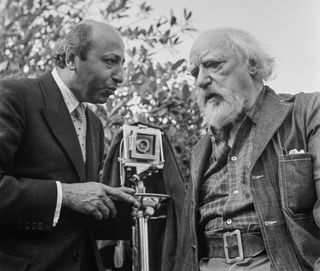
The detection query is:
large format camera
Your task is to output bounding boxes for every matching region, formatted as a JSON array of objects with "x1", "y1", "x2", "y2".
[
  {"x1": 118, "y1": 124, "x2": 168, "y2": 271},
  {"x1": 119, "y1": 124, "x2": 164, "y2": 183}
]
